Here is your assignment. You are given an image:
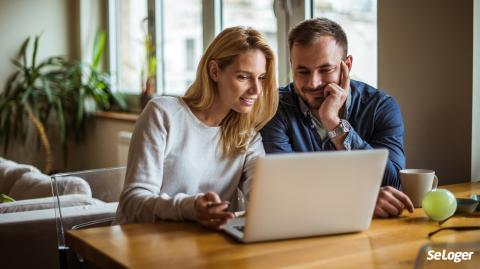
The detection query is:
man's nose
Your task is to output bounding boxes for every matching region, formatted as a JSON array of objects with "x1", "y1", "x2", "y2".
[{"x1": 306, "y1": 72, "x2": 321, "y2": 89}]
